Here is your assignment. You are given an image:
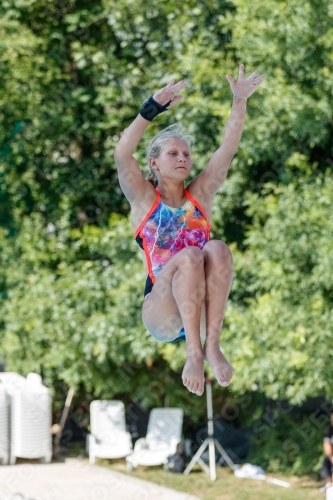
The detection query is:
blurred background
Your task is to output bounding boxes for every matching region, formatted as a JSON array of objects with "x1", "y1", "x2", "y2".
[{"x1": 0, "y1": 0, "x2": 332, "y2": 483}]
